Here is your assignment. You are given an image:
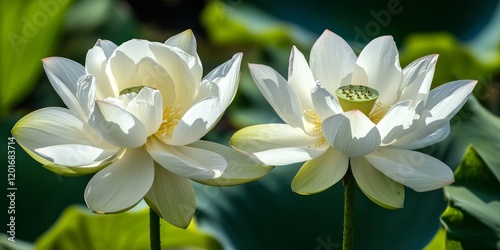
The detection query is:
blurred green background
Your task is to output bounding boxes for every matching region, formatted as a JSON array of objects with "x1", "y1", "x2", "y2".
[{"x1": 1, "y1": 0, "x2": 500, "y2": 249}]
